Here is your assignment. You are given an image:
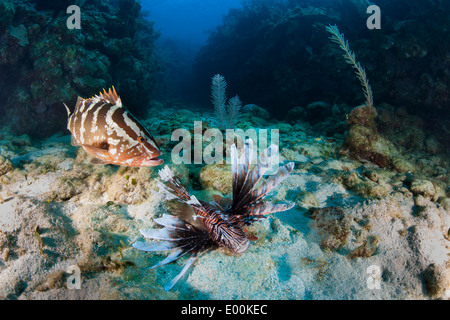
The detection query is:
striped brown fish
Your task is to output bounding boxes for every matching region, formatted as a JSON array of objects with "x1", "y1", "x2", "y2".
[
  {"x1": 64, "y1": 87, "x2": 163, "y2": 167},
  {"x1": 133, "y1": 139, "x2": 294, "y2": 291}
]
